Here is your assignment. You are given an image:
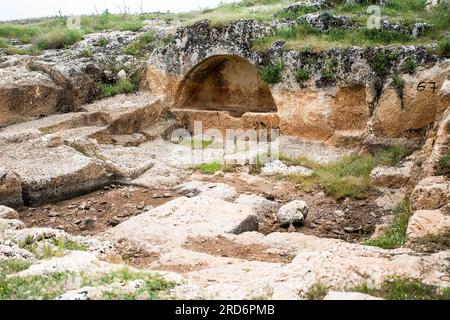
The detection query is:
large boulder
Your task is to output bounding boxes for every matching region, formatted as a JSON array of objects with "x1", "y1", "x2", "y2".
[
  {"x1": 277, "y1": 200, "x2": 309, "y2": 227},
  {"x1": 0, "y1": 66, "x2": 61, "y2": 127},
  {"x1": 370, "y1": 161, "x2": 413, "y2": 188},
  {"x1": 411, "y1": 176, "x2": 450, "y2": 211},
  {"x1": 30, "y1": 57, "x2": 102, "y2": 111},
  {"x1": 407, "y1": 209, "x2": 450, "y2": 240},
  {"x1": 0, "y1": 139, "x2": 112, "y2": 206},
  {"x1": 105, "y1": 196, "x2": 259, "y2": 249}
]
